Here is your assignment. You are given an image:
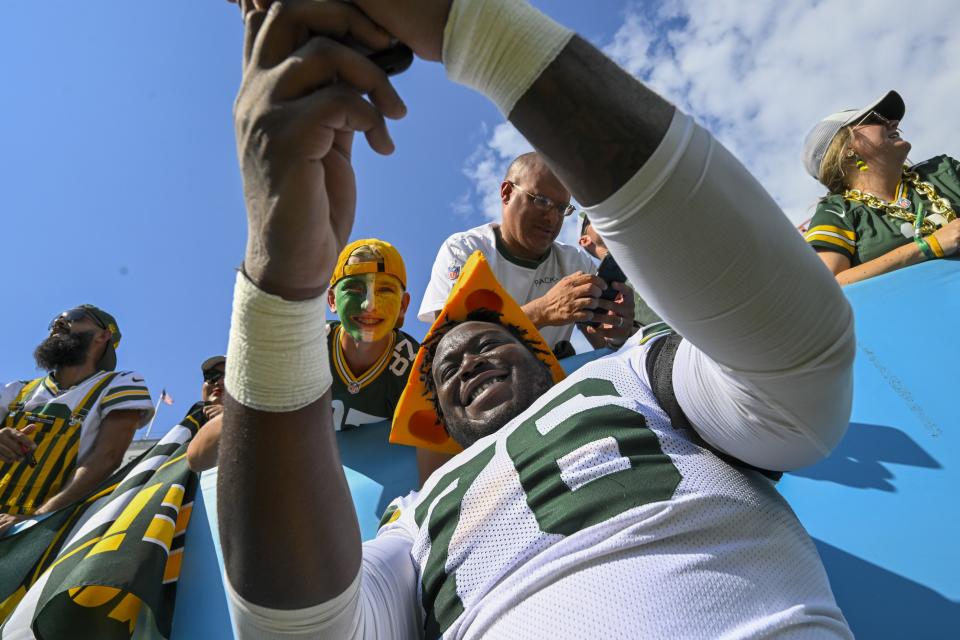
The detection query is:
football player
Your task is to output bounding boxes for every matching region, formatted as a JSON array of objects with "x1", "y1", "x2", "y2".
[{"x1": 219, "y1": 0, "x2": 855, "y2": 638}]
